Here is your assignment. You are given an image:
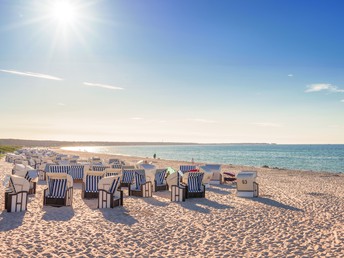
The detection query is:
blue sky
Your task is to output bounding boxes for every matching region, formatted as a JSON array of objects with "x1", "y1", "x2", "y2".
[{"x1": 1, "y1": 0, "x2": 344, "y2": 143}]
